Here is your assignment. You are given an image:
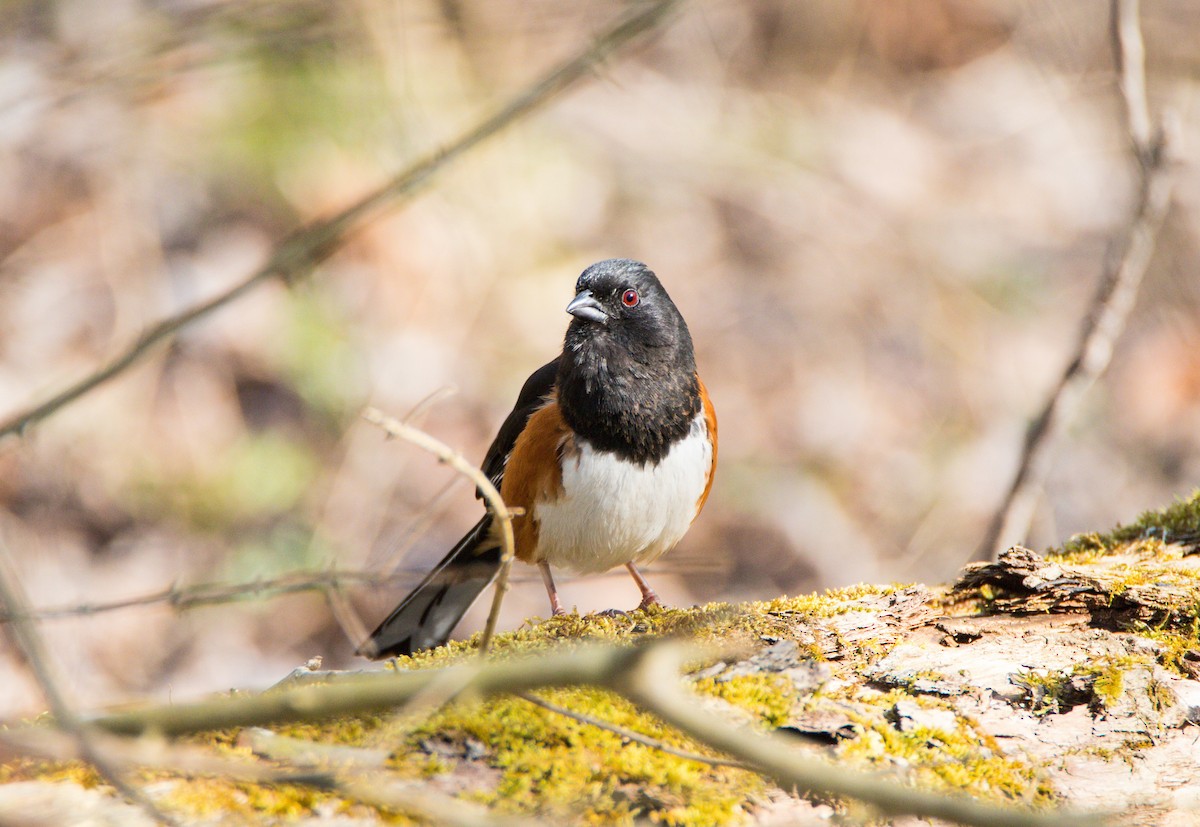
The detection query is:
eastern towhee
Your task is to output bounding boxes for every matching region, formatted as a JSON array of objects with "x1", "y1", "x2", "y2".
[{"x1": 359, "y1": 259, "x2": 717, "y2": 659}]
